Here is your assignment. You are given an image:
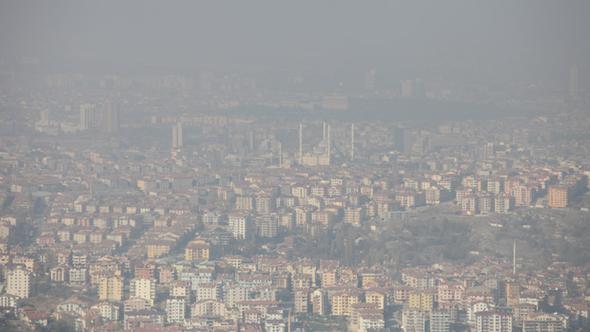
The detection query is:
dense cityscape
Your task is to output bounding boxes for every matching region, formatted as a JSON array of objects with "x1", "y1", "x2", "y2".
[
  {"x1": 1, "y1": 2, "x2": 590, "y2": 332},
  {"x1": 0, "y1": 62, "x2": 588, "y2": 332}
]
